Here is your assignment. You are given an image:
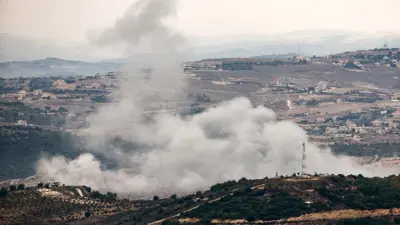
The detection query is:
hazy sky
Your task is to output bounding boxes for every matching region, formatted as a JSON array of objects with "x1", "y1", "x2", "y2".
[{"x1": 1, "y1": 0, "x2": 400, "y2": 42}]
